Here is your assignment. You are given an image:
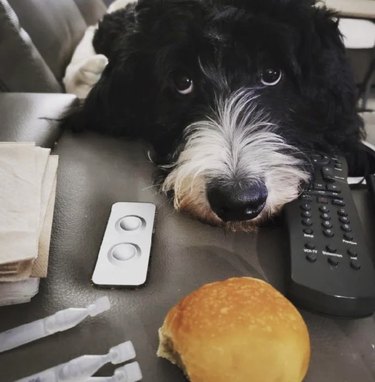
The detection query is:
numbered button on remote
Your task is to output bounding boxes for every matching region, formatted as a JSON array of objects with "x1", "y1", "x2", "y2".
[
  {"x1": 322, "y1": 166, "x2": 335, "y2": 182},
  {"x1": 319, "y1": 205, "x2": 330, "y2": 213},
  {"x1": 314, "y1": 183, "x2": 325, "y2": 190},
  {"x1": 332, "y1": 199, "x2": 345, "y2": 206},
  {"x1": 337, "y1": 209, "x2": 348, "y2": 217},
  {"x1": 299, "y1": 195, "x2": 312, "y2": 201},
  {"x1": 320, "y1": 213, "x2": 331, "y2": 220},
  {"x1": 347, "y1": 249, "x2": 357, "y2": 258},
  {"x1": 350, "y1": 260, "x2": 361, "y2": 270},
  {"x1": 323, "y1": 229, "x2": 334, "y2": 238},
  {"x1": 326, "y1": 245, "x2": 337, "y2": 253},
  {"x1": 339, "y1": 216, "x2": 350, "y2": 224},
  {"x1": 341, "y1": 224, "x2": 352, "y2": 232},
  {"x1": 328, "y1": 257, "x2": 340, "y2": 266},
  {"x1": 327, "y1": 183, "x2": 341, "y2": 193},
  {"x1": 312, "y1": 154, "x2": 330, "y2": 165},
  {"x1": 322, "y1": 221, "x2": 333, "y2": 229},
  {"x1": 300, "y1": 203, "x2": 312, "y2": 211},
  {"x1": 303, "y1": 228, "x2": 314, "y2": 235},
  {"x1": 344, "y1": 233, "x2": 354, "y2": 241},
  {"x1": 304, "y1": 242, "x2": 316, "y2": 250},
  {"x1": 302, "y1": 218, "x2": 313, "y2": 226},
  {"x1": 306, "y1": 253, "x2": 318, "y2": 263}
]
